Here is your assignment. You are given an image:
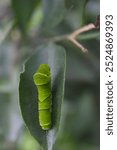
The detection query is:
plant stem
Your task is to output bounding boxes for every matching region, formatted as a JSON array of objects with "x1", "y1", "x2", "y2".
[{"x1": 51, "y1": 23, "x2": 97, "y2": 53}]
